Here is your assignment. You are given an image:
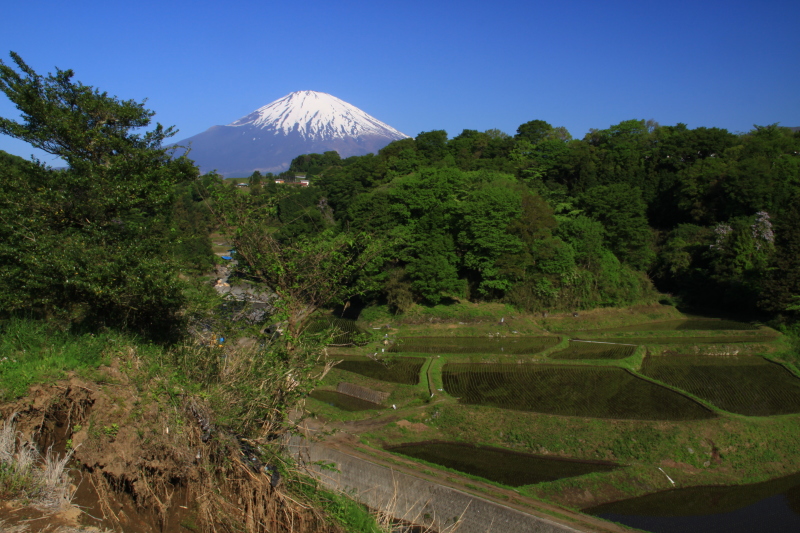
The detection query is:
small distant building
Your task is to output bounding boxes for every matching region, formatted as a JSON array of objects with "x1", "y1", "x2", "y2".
[{"x1": 273, "y1": 174, "x2": 310, "y2": 186}]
